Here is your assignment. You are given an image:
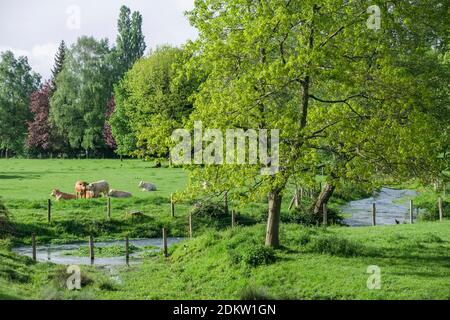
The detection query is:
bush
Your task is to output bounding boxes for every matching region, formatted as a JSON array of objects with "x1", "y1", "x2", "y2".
[
  {"x1": 283, "y1": 206, "x2": 344, "y2": 226},
  {"x1": 417, "y1": 198, "x2": 449, "y2": 221},
  {"x1": 242, "y1": 245, "x2": 276, "y2": 267},
  {"x1": 307, "y1": 234, "x2": 364, "y2": 257},
  {"x1": 0, "y1": 200, "x2": 13, "y2": 237},
  {"x1": 240, "y1": 286, "x2": 273, "y2": 300},
  {"x1": 191, "y1": 201, "x2": 228, "y2": 218}
]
